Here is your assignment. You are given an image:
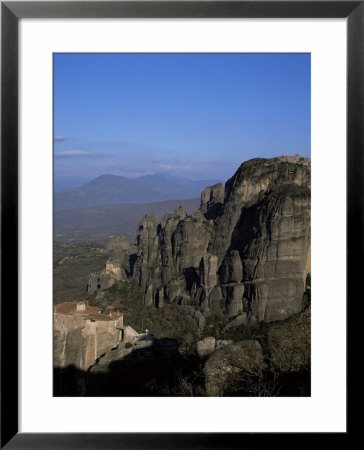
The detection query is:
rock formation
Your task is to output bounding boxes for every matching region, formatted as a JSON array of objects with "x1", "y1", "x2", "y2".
[
  {"x1": 87, "y1": 236, "x2": 135, "y2": 294},
  {"x1": 196, "y1": 336, "x2": 233, "y2": 359},
  {"x1": 88, "y1": 155, "x2": 311, "y2": 327}
]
